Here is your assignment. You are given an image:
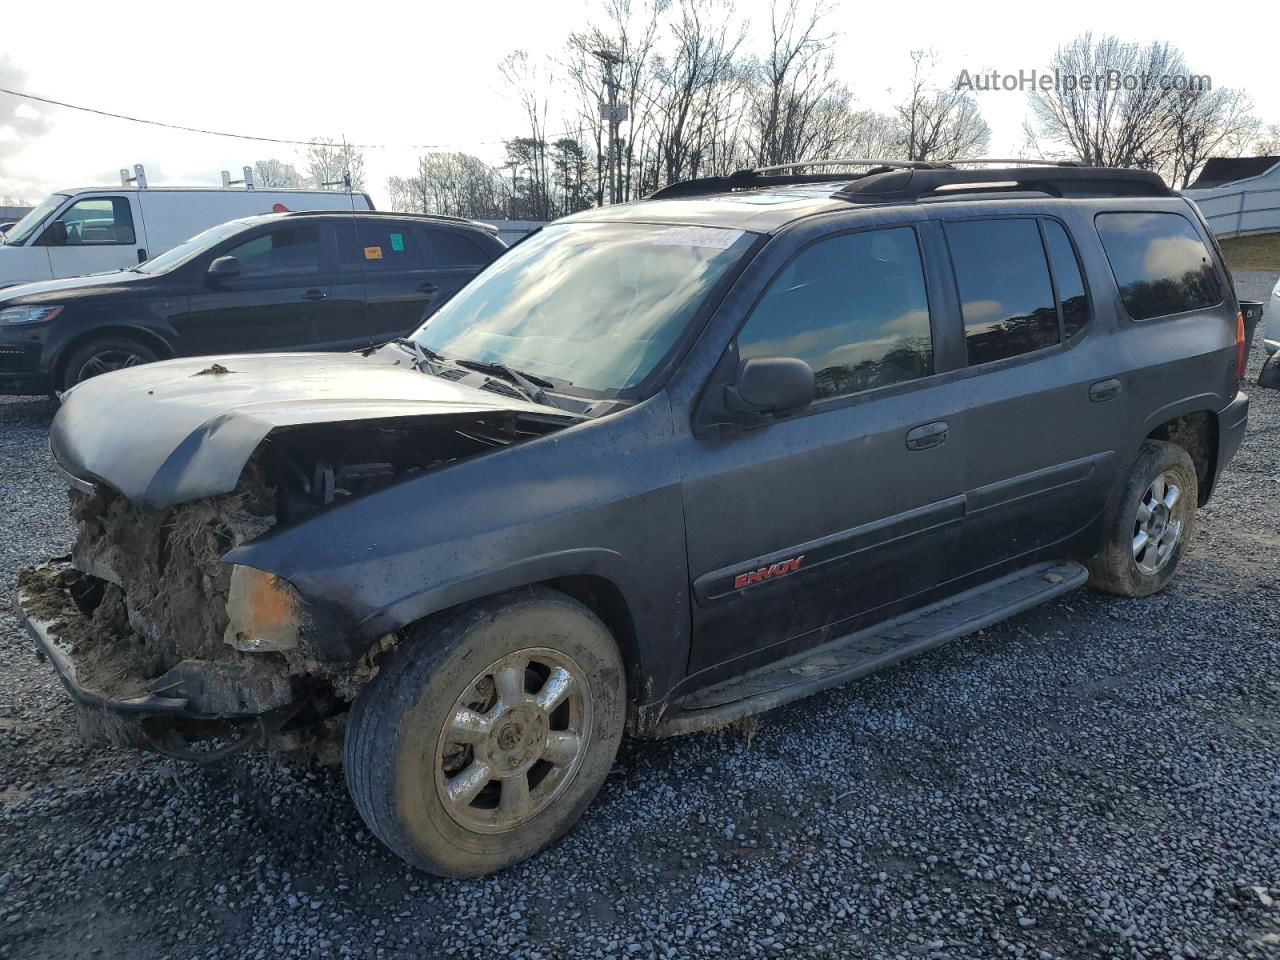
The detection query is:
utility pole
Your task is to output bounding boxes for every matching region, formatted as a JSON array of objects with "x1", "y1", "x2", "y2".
[{"x1": 593, "y1": 48, "x2": 624, "y2": 205}]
